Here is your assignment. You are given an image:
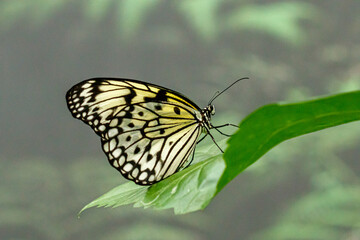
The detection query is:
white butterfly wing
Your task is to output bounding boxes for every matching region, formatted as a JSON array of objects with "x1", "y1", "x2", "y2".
[{"x1": 66, "y1": 78, "x2": 202, "y2": 185}]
